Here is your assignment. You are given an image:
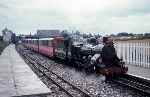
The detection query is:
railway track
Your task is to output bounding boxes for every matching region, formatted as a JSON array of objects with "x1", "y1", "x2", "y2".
[
  {"x1": 17, "y1": 45, "x2": 150, "y2": 96},
  {"x1": 112, "y1": 74, "x2": 150, "y2": 95},
  {"x1": 18, "y1": 48, "x2": 91, "y2": 97}
]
